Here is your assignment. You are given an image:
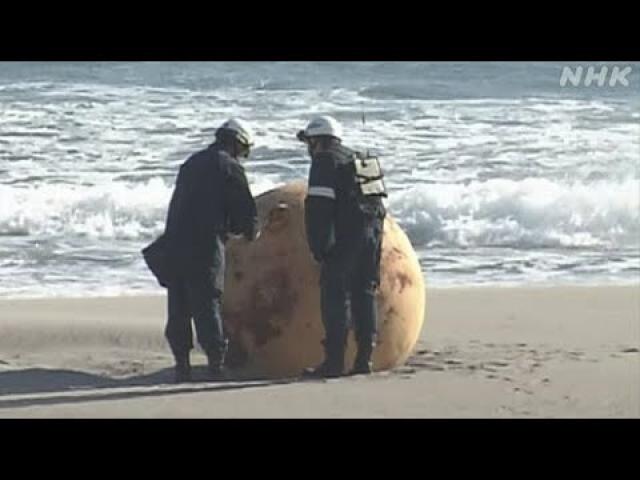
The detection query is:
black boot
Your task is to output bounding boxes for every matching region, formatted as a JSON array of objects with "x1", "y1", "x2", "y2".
[
  {"x1": 206, "y1": 341, "x2": 228, "y2": 380},
  {"x1": 302, "y1": 359, "x2": 344, "y2": 379},
  {"x1": 302, "y1": 339, "x2": 345, "y2": 379},
  {"x1": 174, "y1": 352, "x2": 191, "y2": 383},
  {"x1": 350, "y1": 352, "x2": 373, "y2": 375},
  {"x1": 350, "y1": 340, "x2": 375, "y2": 375}
]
